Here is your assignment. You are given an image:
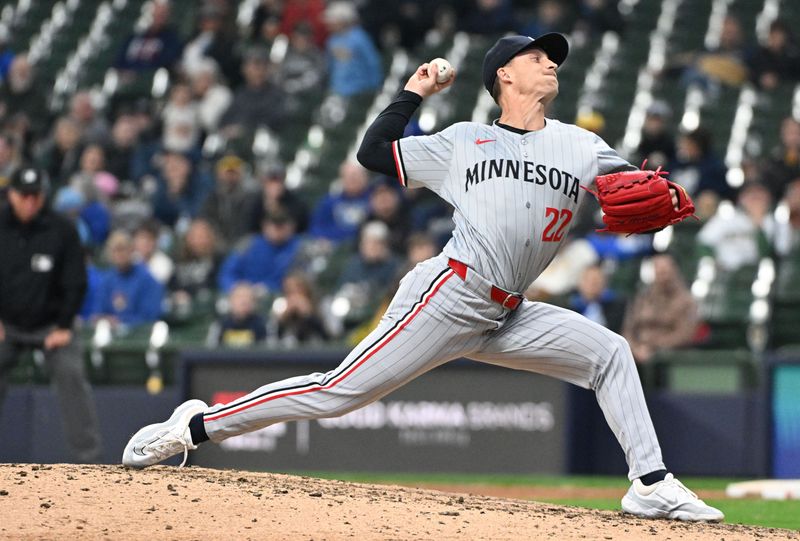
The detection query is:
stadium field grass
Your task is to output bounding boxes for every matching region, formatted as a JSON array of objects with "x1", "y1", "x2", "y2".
[
  {"x1": 538, "y1": 498, "x2": 800, "y2": 530},
  {"x1": 289, "y1": 472, "x2": 800, "y2": 530}
]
